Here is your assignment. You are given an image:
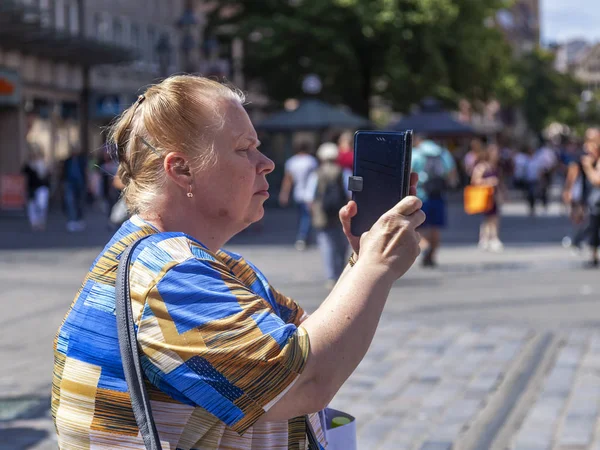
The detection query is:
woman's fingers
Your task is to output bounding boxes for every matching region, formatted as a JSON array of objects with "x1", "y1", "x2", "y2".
[
  {"x1": 391, "y1": 196, "x2": 423, "y2": 217},
  {"x1": 340, "y1": 201, "x2": 361, "y2": 254},
  {"x1": 408, "y1": 173, "x2": 418, "y2": 196},
  {"x1": 410, "y1": 172, "x2": 418, "y2": 190}
]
